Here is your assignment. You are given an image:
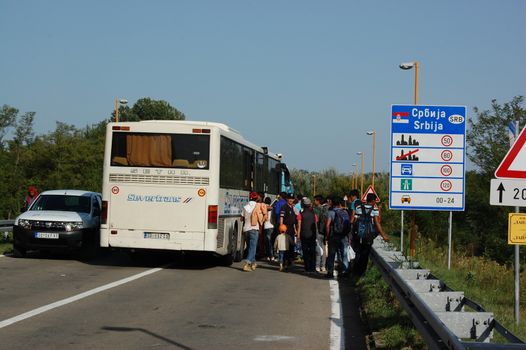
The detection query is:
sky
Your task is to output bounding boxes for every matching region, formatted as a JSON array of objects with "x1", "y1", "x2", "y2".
[{"x1": 1, "y1": 0, "x2": 525, "y2": 173}]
